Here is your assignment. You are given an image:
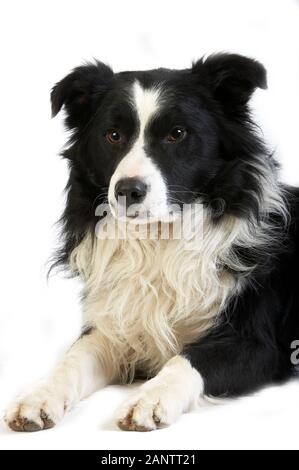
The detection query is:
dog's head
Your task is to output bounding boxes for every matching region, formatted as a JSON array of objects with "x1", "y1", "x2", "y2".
[{"x1": 52, "y1": 53, "x2": 267, "y2": 224}]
